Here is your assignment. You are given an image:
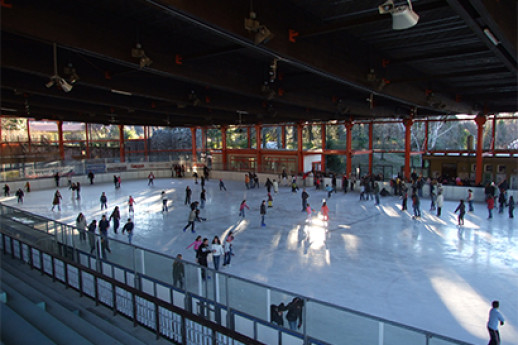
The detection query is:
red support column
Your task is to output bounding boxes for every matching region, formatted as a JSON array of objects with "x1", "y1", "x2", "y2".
[
  {"x1": 255, "y1": 124, "x2": 262, "y2": 172},
  {"x1": 368, "y1": 122, "x2": 373, "y2": 175},
  {"x1": 403, "y1": 118, "x2": 413, "y2": 181},
  {"x1": 57, "y1": 120, "x2": 65, "y2": 160},
  {"x1": 221, "y1": 125, "x2": 227, "y2": 170},
  {"x1": 475, "y1": 115, "x2": 486, "y2": 185},
  {"x1": 247, "y1": 126, "x2": 251, "y2": 149},
  {"x1": 321, "y1": 124, "x2": 326, "y2": 173},
  {"x1": 281, "y1": 125, "x2": 286, "y2": 149},
  {"x1": 143, "y1": 126, "x2": 148, "y2": 161},
  {"x1": 191, "y1": 127, "x2": 197, "y2": 163},
  {"x1": 345, "y1": 121, "x2": 353, "y2": 178},
  {"x1": 297, "y1": 123, "x2": 304, "y2": 173},
  {"x1": 119, "y1": 124, "x2": 125, "y2": 163}
]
